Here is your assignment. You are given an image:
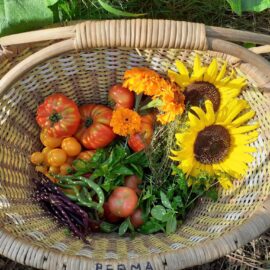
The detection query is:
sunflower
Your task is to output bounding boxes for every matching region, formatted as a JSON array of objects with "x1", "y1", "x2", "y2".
[
  {"x1": 123, "y1": 67, "x2": 166, "y2": 96},
  {"x1": 168, "y1": 55, "x2": 246, "y2": 112},
  {"x1": 171, "y1": 99, "x2": 259, "y2": 189},
  {"x1": 110, "y1": 108, "x2": 141, "y2": 136},
  {"x1": 156, "y1": 82, "x2": 185, "y2": 125}
]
